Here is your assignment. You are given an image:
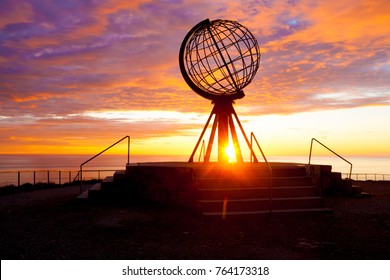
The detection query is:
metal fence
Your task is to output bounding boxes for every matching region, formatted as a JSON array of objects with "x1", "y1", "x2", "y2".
[
  {"x1": 0, "y1": 169, "x2": 118, "y2": 187},
  {"x1": 343, "y1": 173, "x2": 390, "y2": 181},
  {"x1": 1, "y1": 169, "x2": 389, "y2": 188}
]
